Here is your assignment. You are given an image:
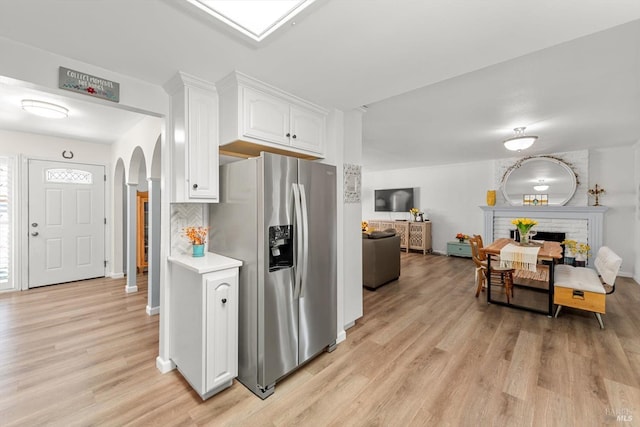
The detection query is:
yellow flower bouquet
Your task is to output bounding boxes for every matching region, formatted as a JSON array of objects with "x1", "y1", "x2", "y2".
[{"x1": 511, "y1": 218, "x2": 537, "y2": 244}]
